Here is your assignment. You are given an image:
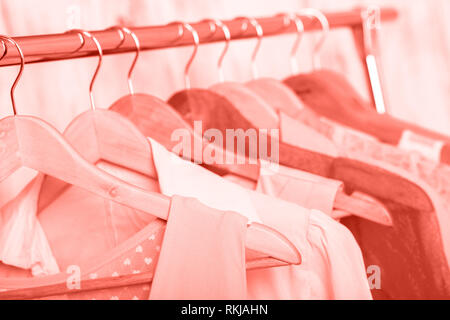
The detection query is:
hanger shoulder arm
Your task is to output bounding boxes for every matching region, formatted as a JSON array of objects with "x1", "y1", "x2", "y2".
[
  {"x1": 110, "y1": 94, "x2": 193, "y2": 149},
  {"x1": 210, "y1": 83, "x2": 279, "y2": 130},
  {"x1": 0, "y1": 117, "x2": 22, "y2": 182},
  {"x1": 14, "y1": 116, "x2": 299, "y2": 266},
  {"x1": 15, "y1": 115, "x2": 171, "y2": 219},
  {"x1": 279, "y1": 142, "x2": 334, "y2": 176},
  {"x1": 75, "y1": 109, "x2": 157, "y2": 177},
  {"x1": 334, "y1": 190, "x2": 392, "y2": 226},
  {"x1": 331, "y1": 157, "x2": 434, "y2": 212},
  {"x1": 246, "y1": 78, "x2": 305, "y2": 118},
  {"x1": 0, "y1": 271, "x2": 155, "y2": 300},
  {"x1": 0, "y1": 228, "x2": 299, "y2": 300}
]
